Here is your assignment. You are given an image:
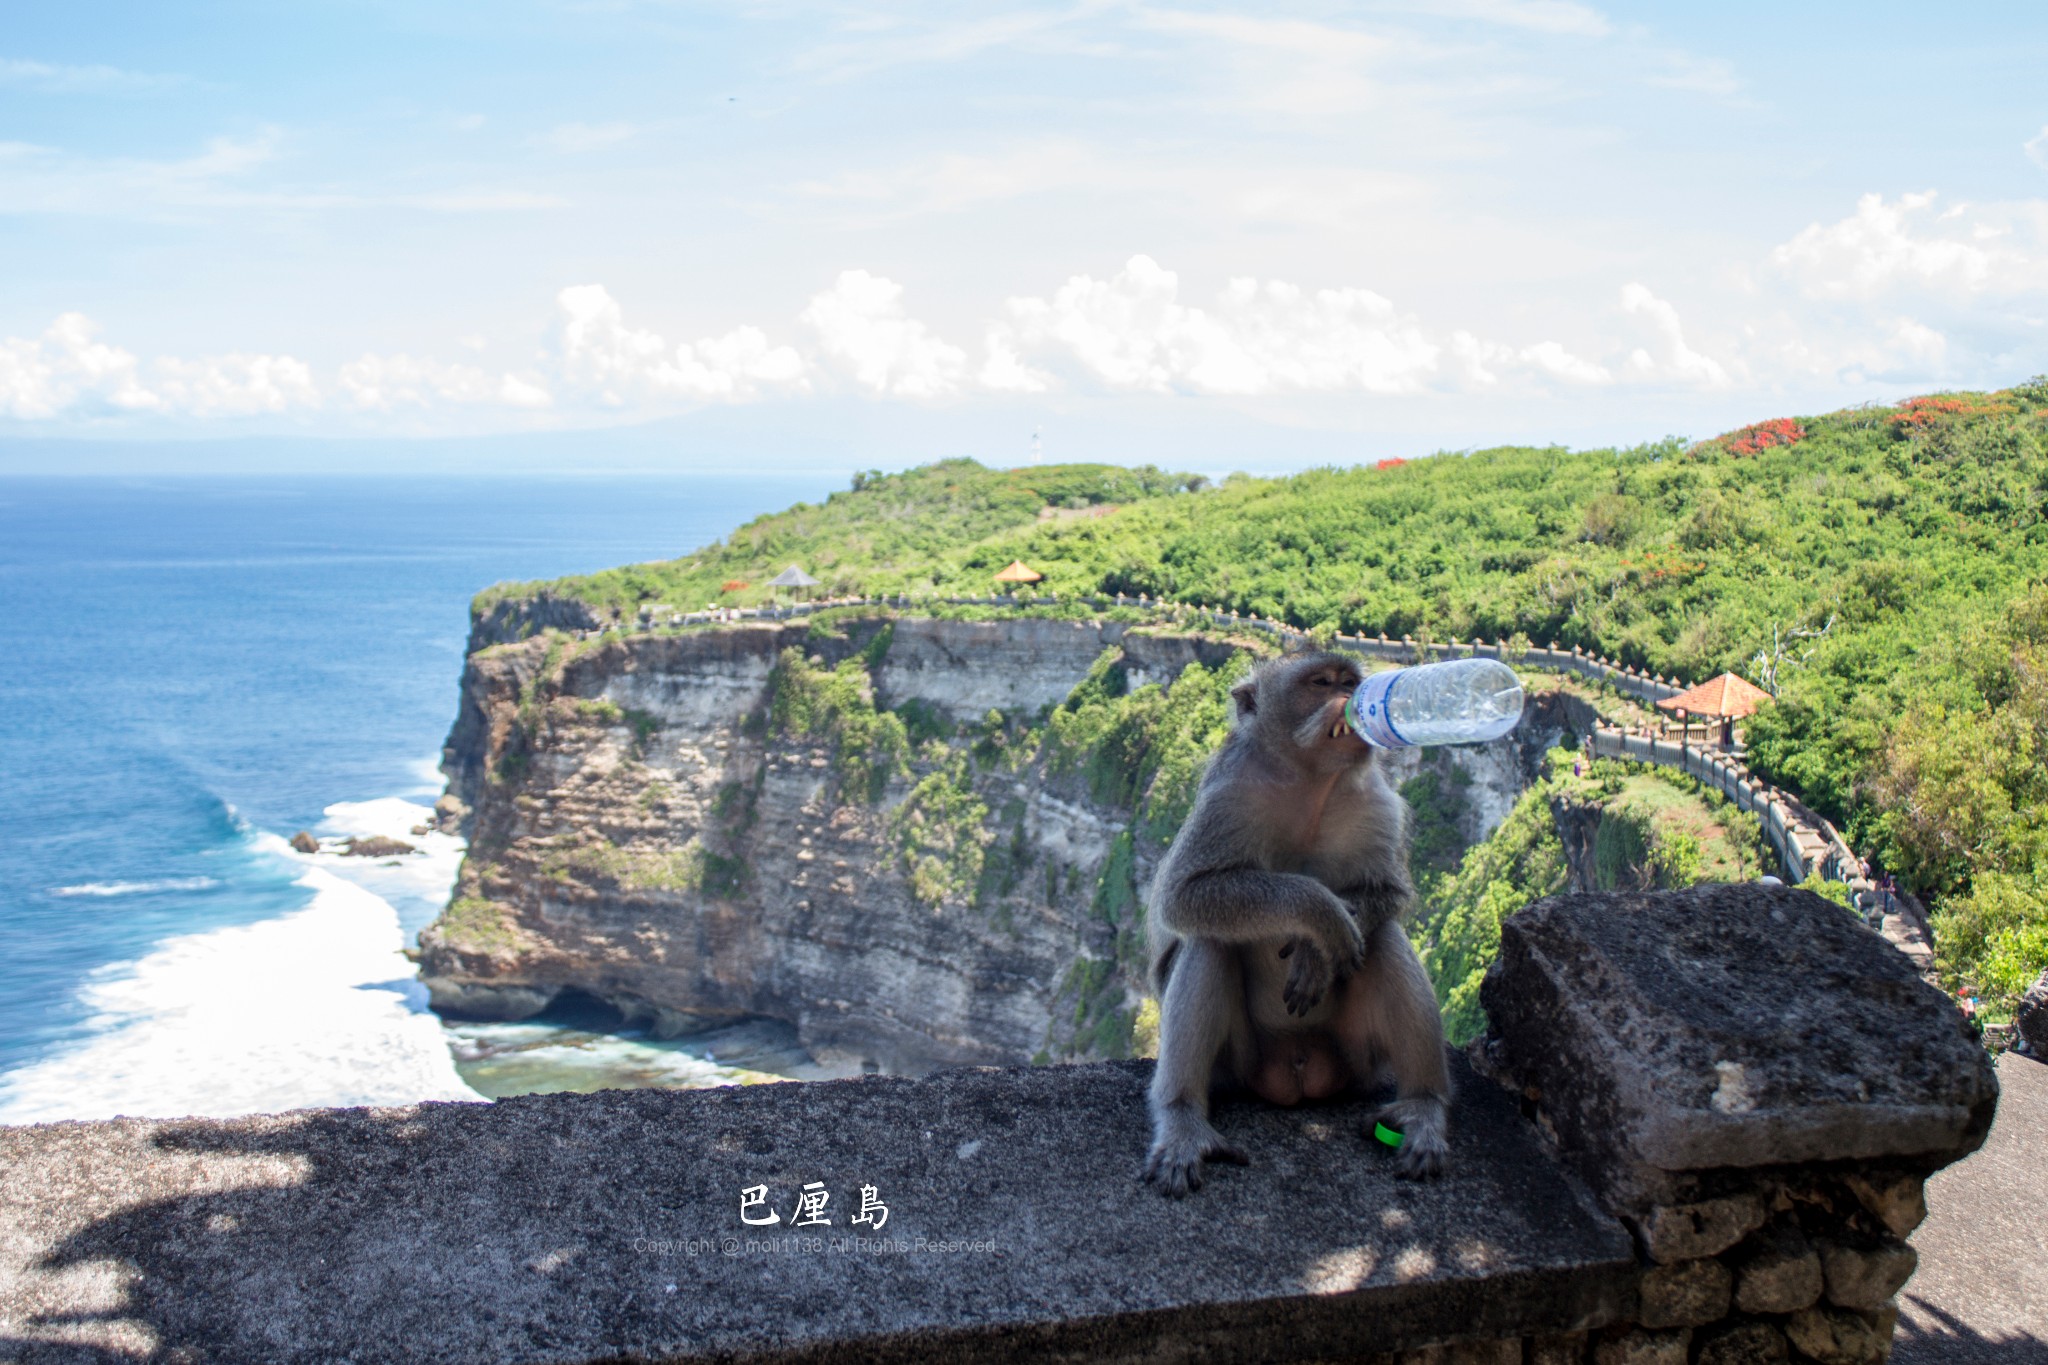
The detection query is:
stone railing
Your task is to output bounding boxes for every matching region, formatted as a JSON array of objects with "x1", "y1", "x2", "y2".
[
  {"x1": 1583, "y1": 727, "x2": 1934, "y2": 974},
  {"x1": 0, "y1": 884, "x2": 1995, "y2": 1364}
]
